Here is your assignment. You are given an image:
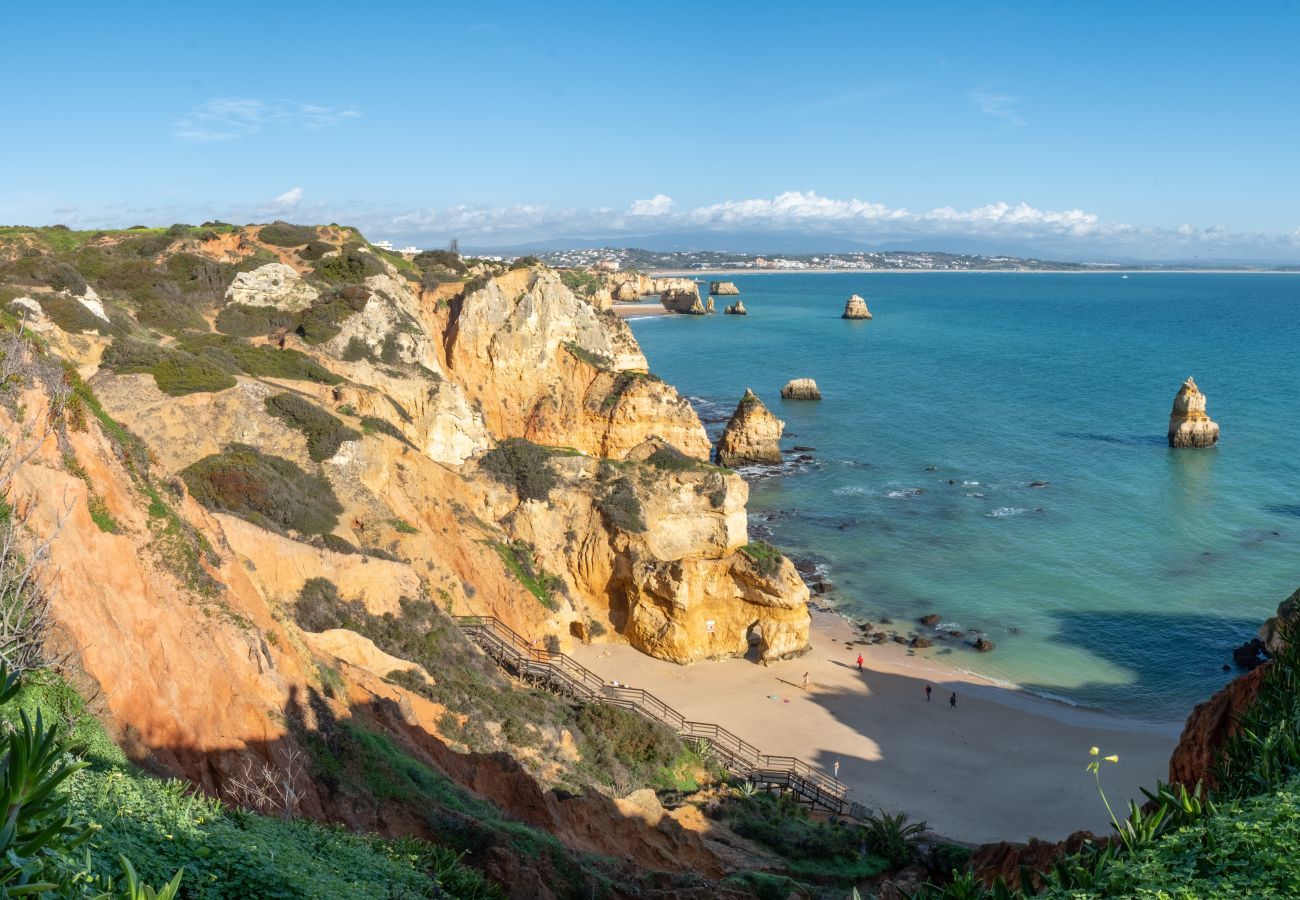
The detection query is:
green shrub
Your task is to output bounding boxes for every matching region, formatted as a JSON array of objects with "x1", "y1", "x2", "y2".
[
  {"x1": 148, "y1": 354, "x2": 239, "y2": 396},
  {"x1": 214, "y1": 303, "x2": 297, "y2": 338},
  {"x1": 596, "y1": 477, "x2": 646, "y2": 533},
  {"x1": 181, "y1": 443, "x2": 342, "y2": 535},
  {"x1": 508, "y1": 255, "x2": 541, "y2": 270},
  {"x1": 258, "y1": 221, "x2": 319, "y2": 247},
  {"x1": 44, "y1": 260, "x2": 88, "y2": 295},
  {"x1": 559, "y1": 269, "x2": 604, "y2": 298},
  {"x1": 479, "y1": 438, "x2": 558, "y2": 502},
  {"x1": 312, "y1": 250, "x2": 384, "y2": 285},
  {"x1": 264, "y1": 393, "x2": 360, "y2": 462},
  {"x1": 359, "y1": 415, "x2": 414, "y2": 447},
  {"x1": 31, "y1": 294, "x2": 109, "y2": 335},
  {"x1": 645, "y1": 443, "x2": 704, "y2": 472},
  {"x1": 296, "y1": 286, "x2": 371, "y2": 344},
  {"x1": 739, "y1": 541, "x2": 785, "y2": 578},
  {"x1": 116, "y1": 233, "x2": 174, "y2": 258},
  {"x1": 488, "y1": 540, "x2": 564, "y2": 610},
  {"x1": 297, "y1": 240, "x2": 334, "y2": 261},
  {"x1": 176, "y1": 334, "x2": 341, "y2": 385},
  {"x1": 412, "y1": 249, "x2": 466, "y2": 275},
  {"x1": 563, "y1": 340, "x2": 613, "y2": 370},
  {"x1": 163, "y1": 252, "x2": 236, "y2": 301}
]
